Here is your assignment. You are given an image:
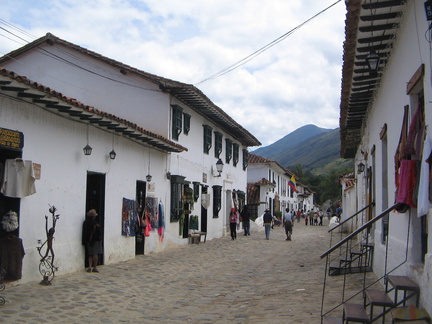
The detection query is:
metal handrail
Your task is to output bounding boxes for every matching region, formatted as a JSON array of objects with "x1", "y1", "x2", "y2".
[
  {"x1": 328, "y1": 201, "x2": 375, "y2": 233},
  {"x1": 320, "y1": 203, "x2": 400, "y2": 259}
]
